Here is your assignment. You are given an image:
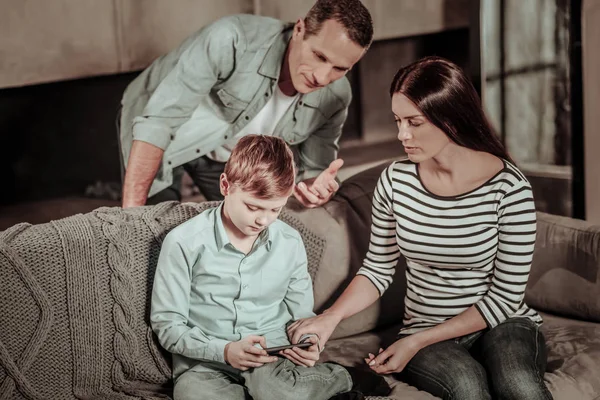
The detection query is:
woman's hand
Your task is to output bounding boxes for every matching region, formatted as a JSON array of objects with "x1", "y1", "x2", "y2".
[
  {"x1": 365, "y1": 335, "x2": 422, "y2": 375},
  {"x1": 287, "y1": 311, "x2": 343, "y2": 349}
]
